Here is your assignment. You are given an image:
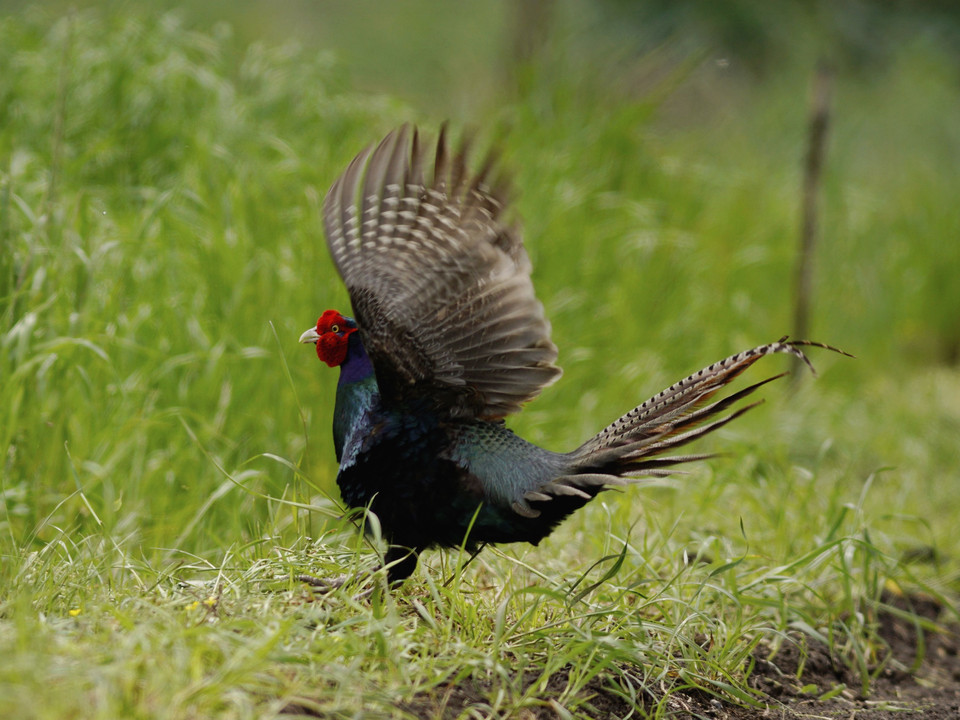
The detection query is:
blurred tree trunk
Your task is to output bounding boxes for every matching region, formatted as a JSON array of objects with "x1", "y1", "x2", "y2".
[
  {"x1": 792, "y1": 63, "x2": 833, "y2": 381},
  {"x1": 508, "y1": 0, "x2": 555, "y2": 95}
]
